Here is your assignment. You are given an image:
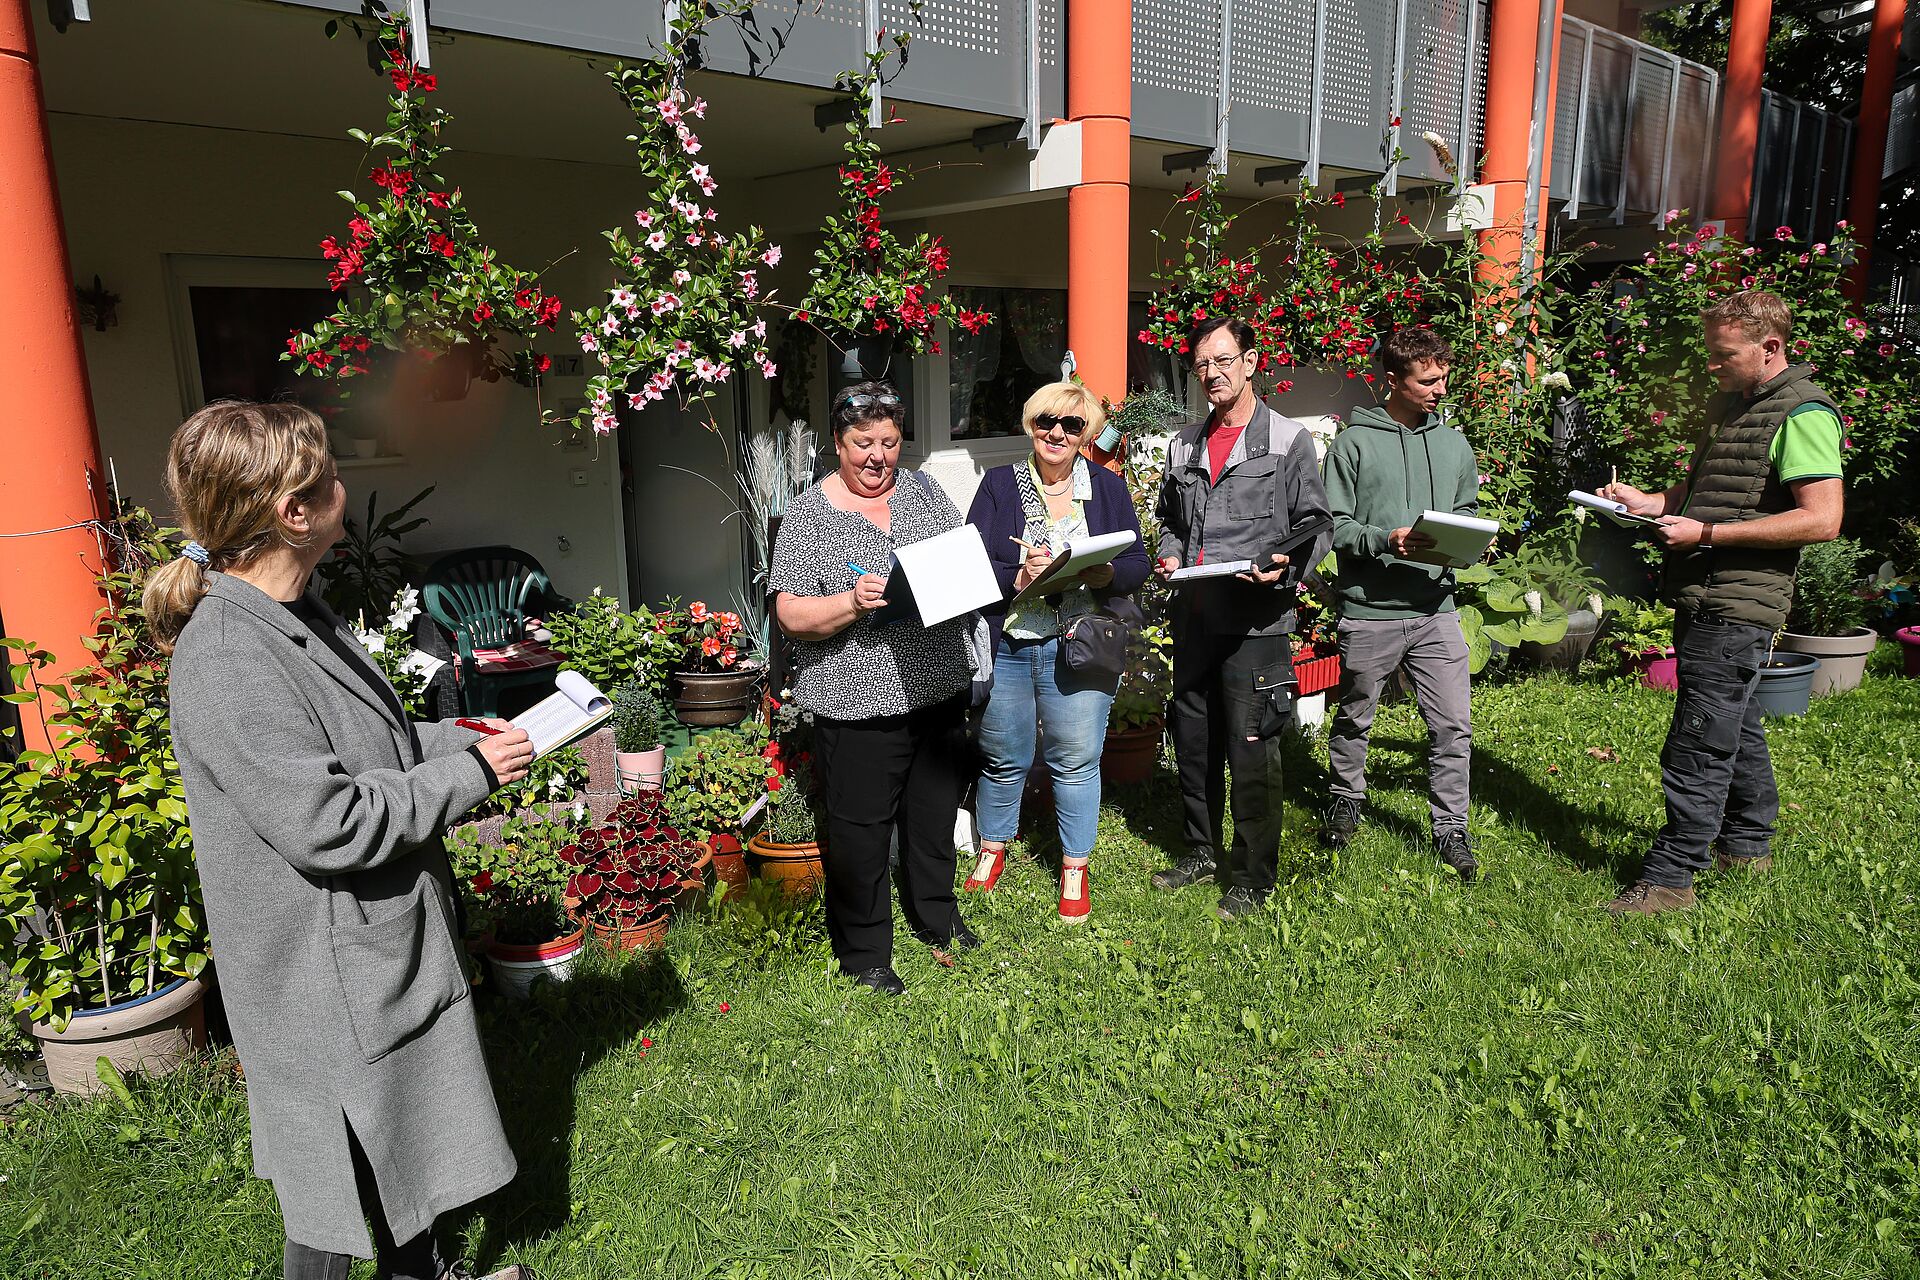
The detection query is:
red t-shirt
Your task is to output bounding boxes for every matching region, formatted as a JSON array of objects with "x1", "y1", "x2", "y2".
[{"x1": 1206, "y1": 421, "x2": 1246, "y2": 485}]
